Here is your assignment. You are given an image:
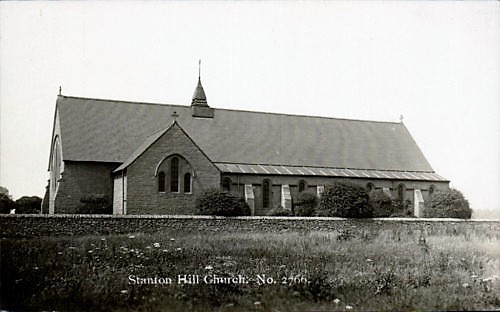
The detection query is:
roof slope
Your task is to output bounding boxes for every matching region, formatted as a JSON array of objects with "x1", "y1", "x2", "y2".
[{"x1": 56, "y1": 95, "x2": 434, "y2": 172}]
